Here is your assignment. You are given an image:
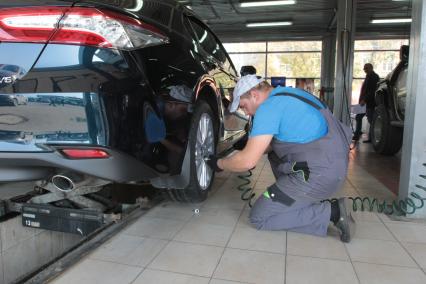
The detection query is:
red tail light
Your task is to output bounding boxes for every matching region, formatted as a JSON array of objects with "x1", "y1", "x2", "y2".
[
  {"x1": 61, "y1": 149, "x2": 110, "y2": 159},
  {"x1": 0, "y1": 7, "x2": 66, "y2": 43},
  {"x1": 0, "y1": 6, "x2": 168, "y2": 50}
]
